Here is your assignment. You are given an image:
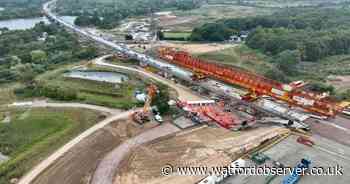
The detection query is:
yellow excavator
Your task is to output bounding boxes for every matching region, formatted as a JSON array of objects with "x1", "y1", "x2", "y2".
[{"x1": 132, "y1": 84, "x2": 158, "y2": 124}]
